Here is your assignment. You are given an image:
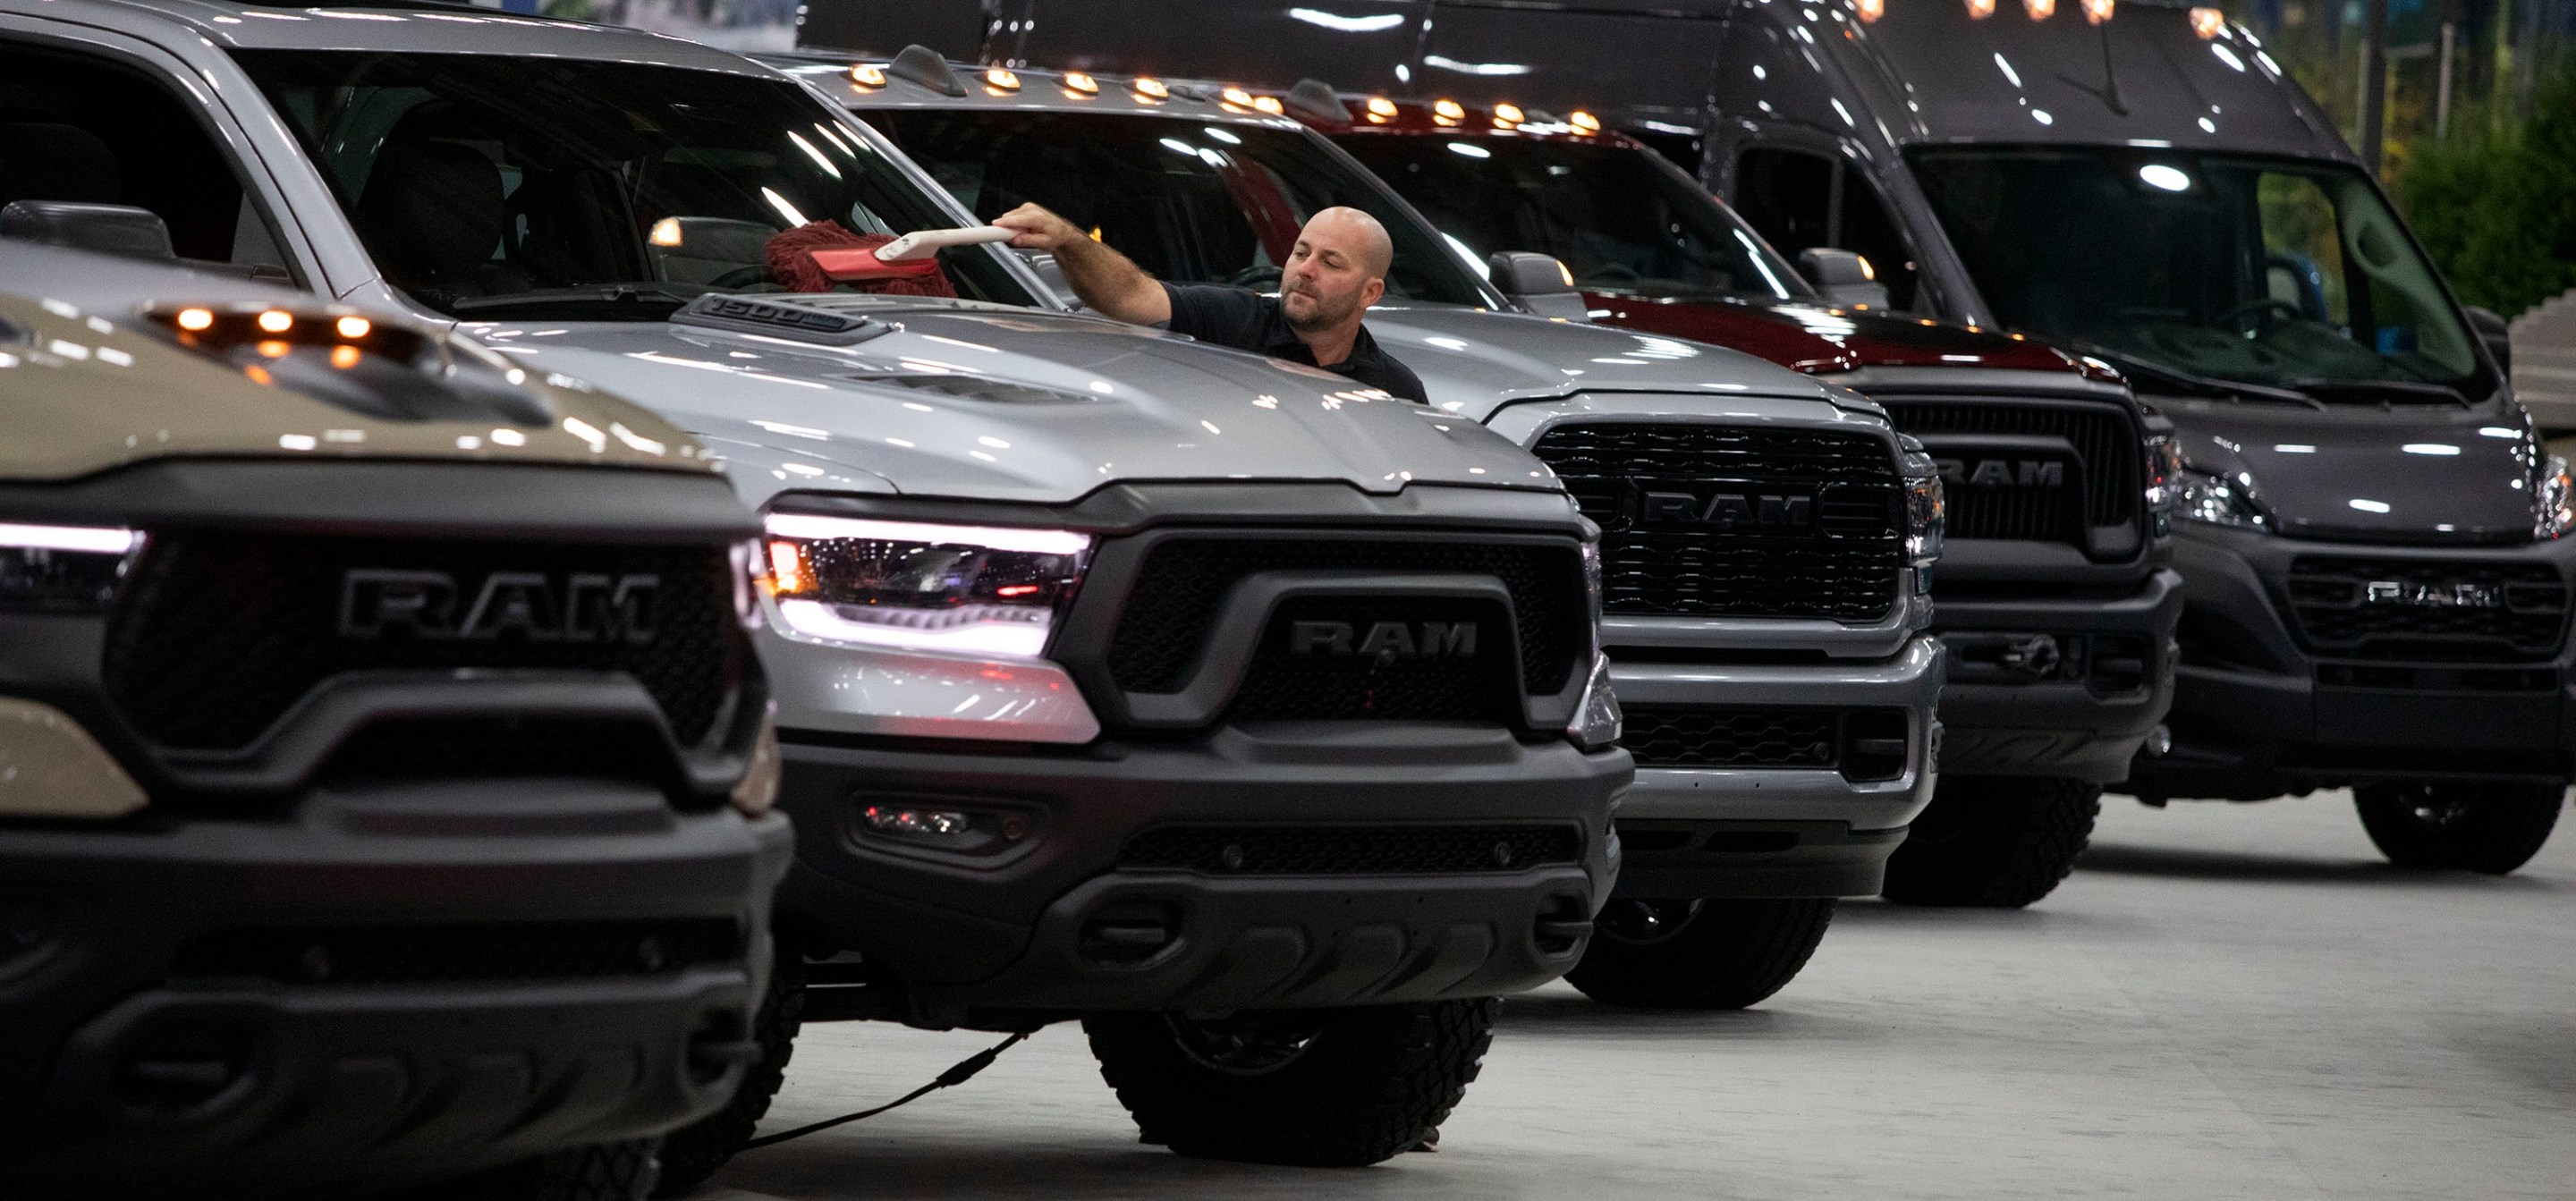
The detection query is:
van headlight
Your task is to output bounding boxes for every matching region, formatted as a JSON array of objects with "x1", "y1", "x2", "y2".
[
  {"x1": 0, "y1": 522, "x2": 142, "y2": 614},
  {"x1": 2174, "y1": 462, "x2": 2268, "y2": 530},
  {"x1": 758, "y1": 512, "x2": 1091, "y2": 659},
  {"x1": 2536, "y1": 454, "x2": 2575, "y2": 539}
]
